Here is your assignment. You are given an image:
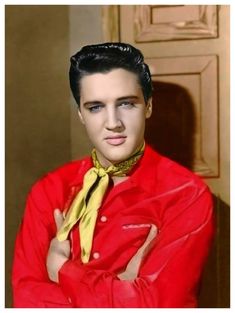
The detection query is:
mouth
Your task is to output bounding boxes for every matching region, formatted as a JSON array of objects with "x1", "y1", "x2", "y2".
[{"x1": 104, "y1": 135, "x2": 127, "y2": 146}]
